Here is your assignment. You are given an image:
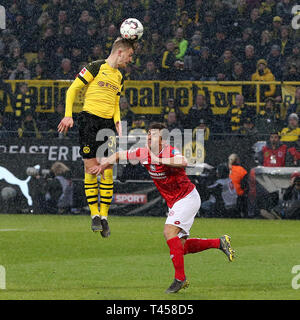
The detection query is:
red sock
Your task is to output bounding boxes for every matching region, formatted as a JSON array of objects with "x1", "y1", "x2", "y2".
[
  {"x1": 166, "y1": 236, "x2": 185, "y2": 281},
  {"x1": 184, "y1": 238, "x2": 220, "y2": 255}
]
